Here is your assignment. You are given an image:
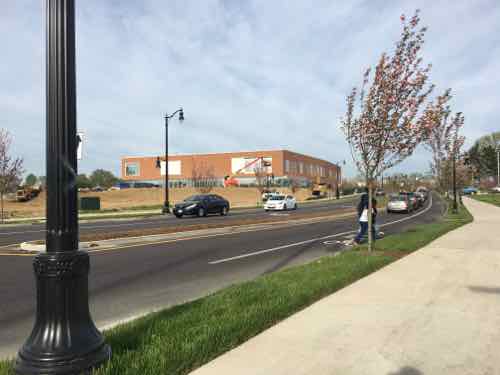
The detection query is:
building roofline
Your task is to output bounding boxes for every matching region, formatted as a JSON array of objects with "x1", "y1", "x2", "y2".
[
  {"x1": 121, "y1": 149, "x2": 340, "y2": 167},
  {"x1": 121, "y1": 149, "x2": 286, "y2": 159}
]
